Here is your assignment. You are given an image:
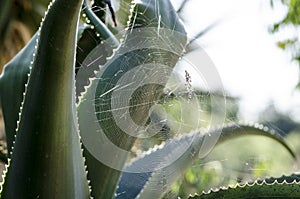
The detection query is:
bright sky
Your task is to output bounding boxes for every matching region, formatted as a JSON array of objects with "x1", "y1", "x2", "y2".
[{"x1": 172, "y1": 0, "x2": 300, "y2": 121}]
